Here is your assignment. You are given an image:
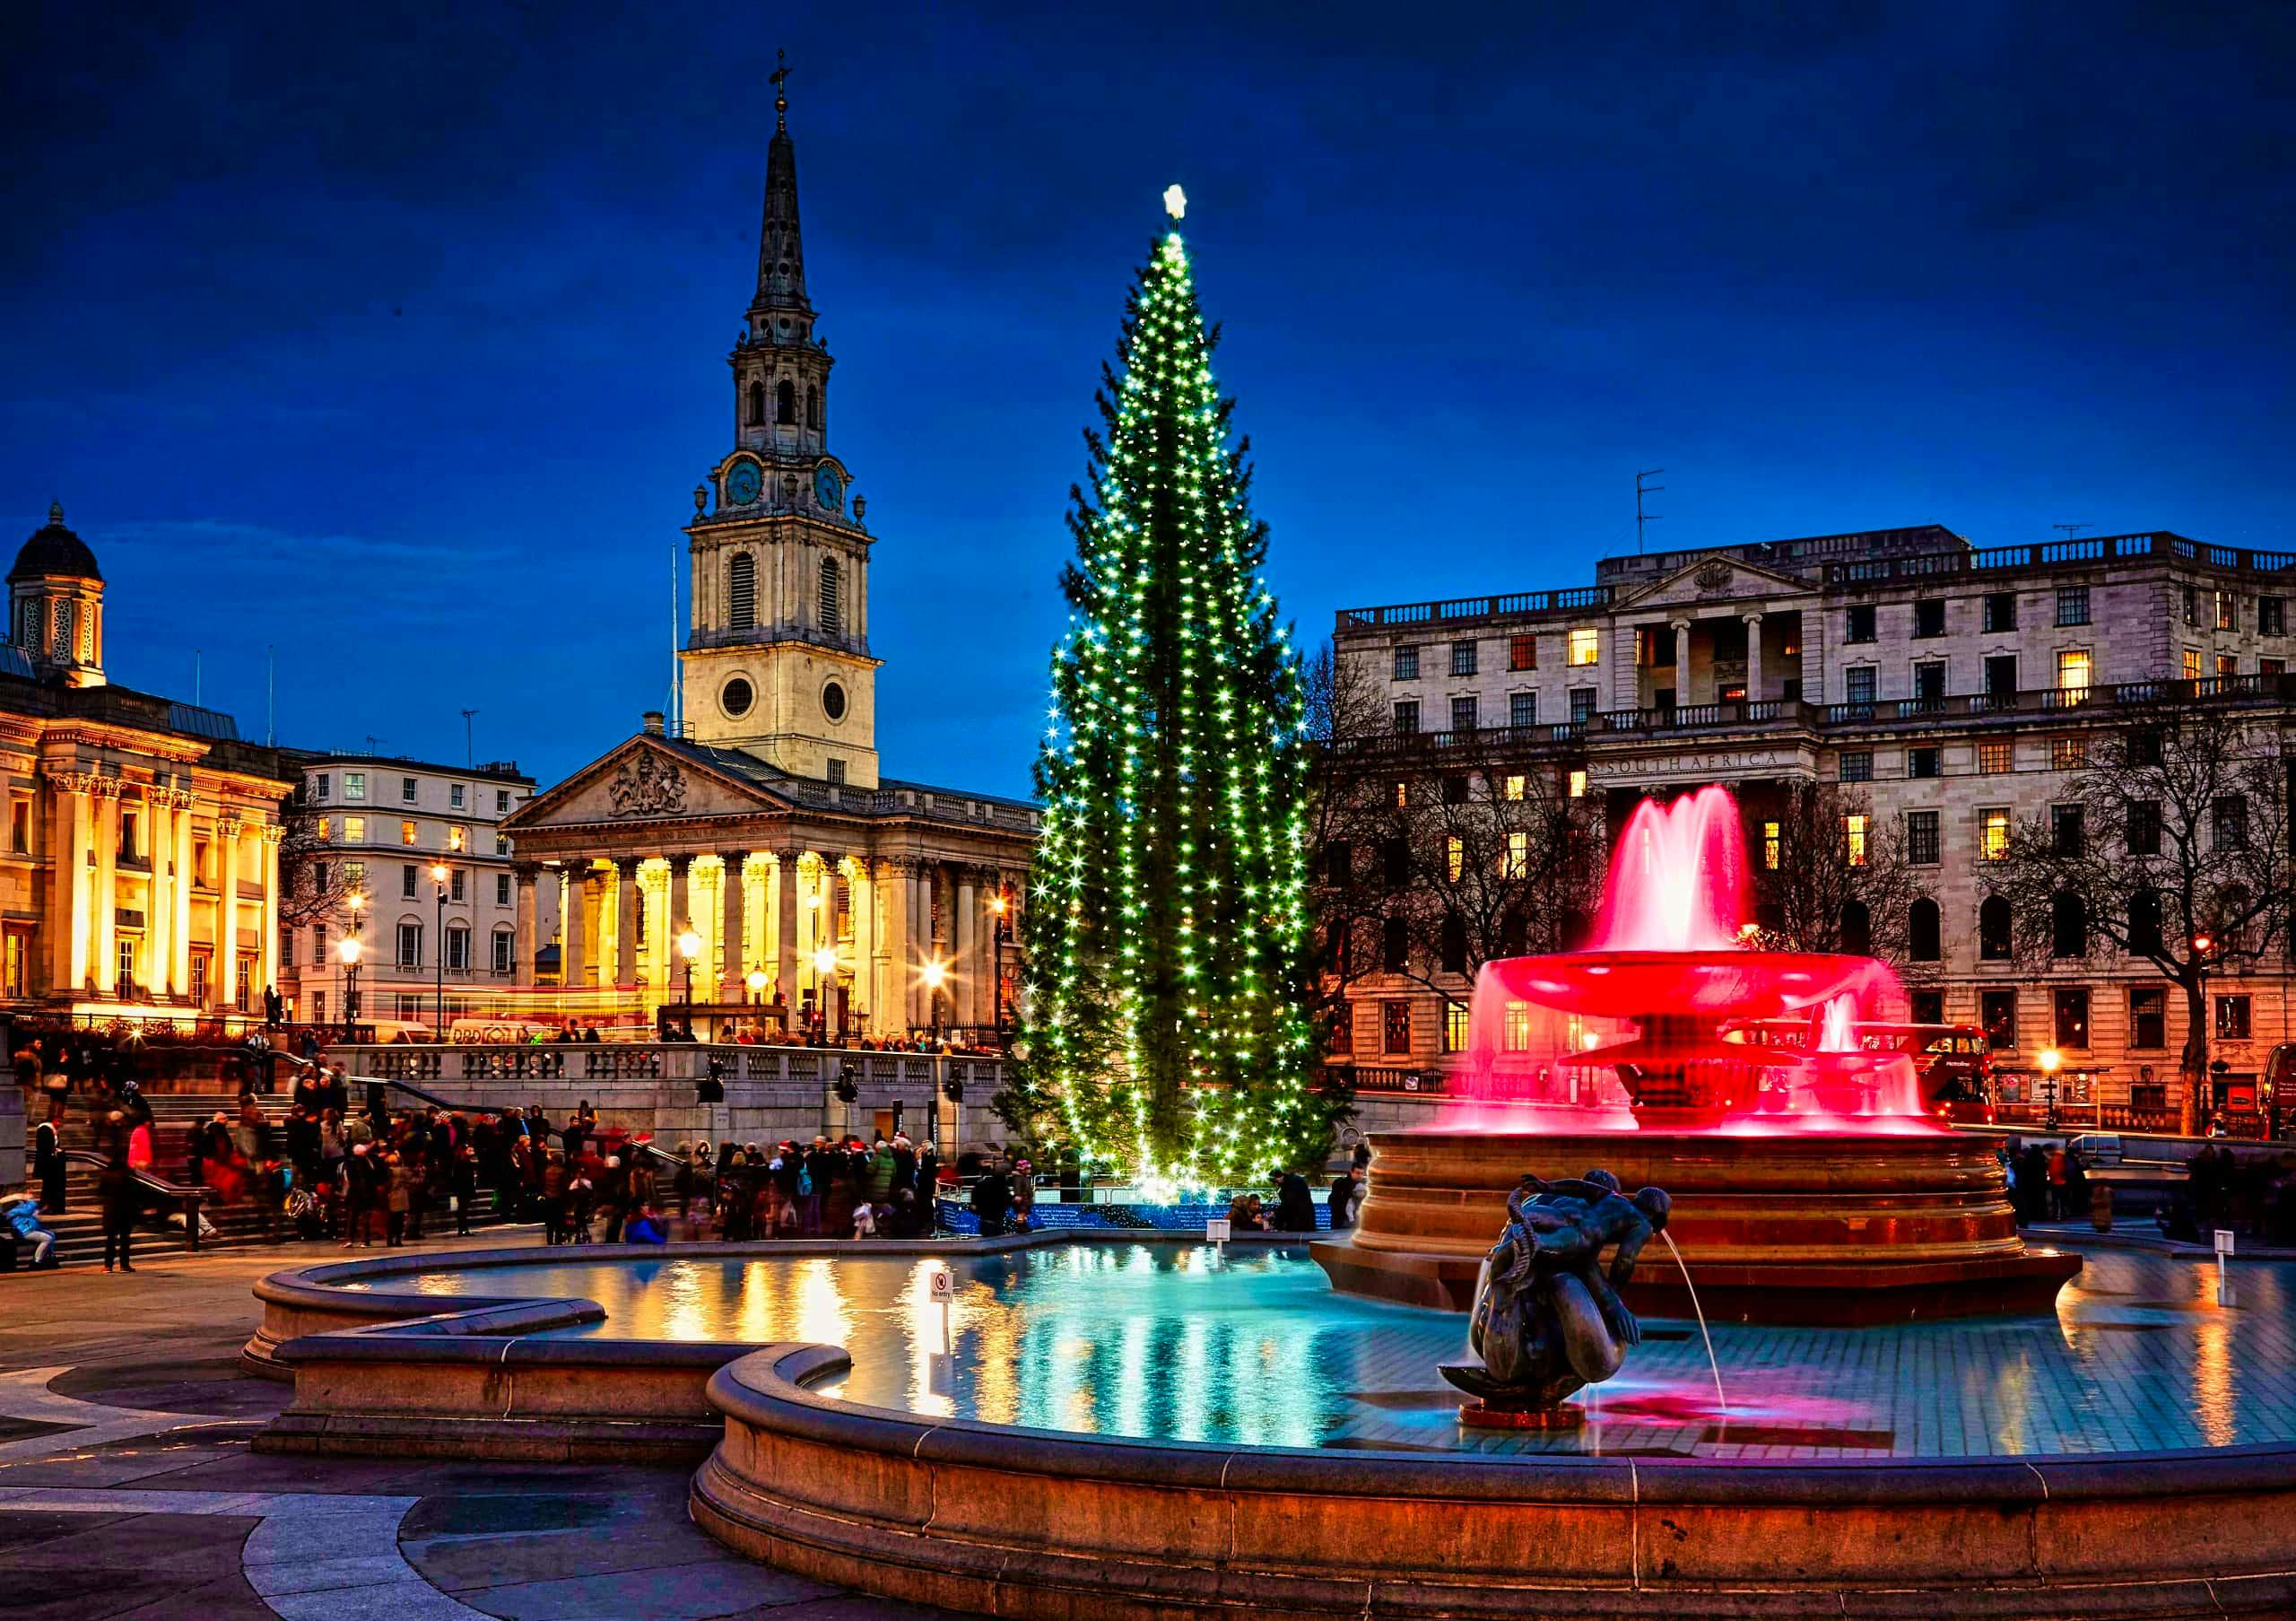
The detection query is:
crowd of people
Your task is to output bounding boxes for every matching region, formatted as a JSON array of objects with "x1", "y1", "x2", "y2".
[{"x1": 668, "y1": 1134, "x2": 950, "y2": 1239}]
